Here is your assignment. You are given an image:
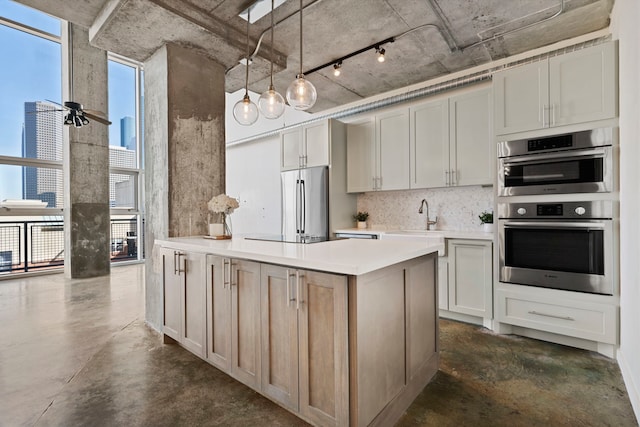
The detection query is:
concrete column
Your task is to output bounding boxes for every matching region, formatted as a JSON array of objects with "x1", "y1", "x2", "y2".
[
  {"x1": 144, "y1": 43, "x2": 226, "y2": 330},
  {"x1": 63, "y1": 24, "x2": 110, "y2": 278}
]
